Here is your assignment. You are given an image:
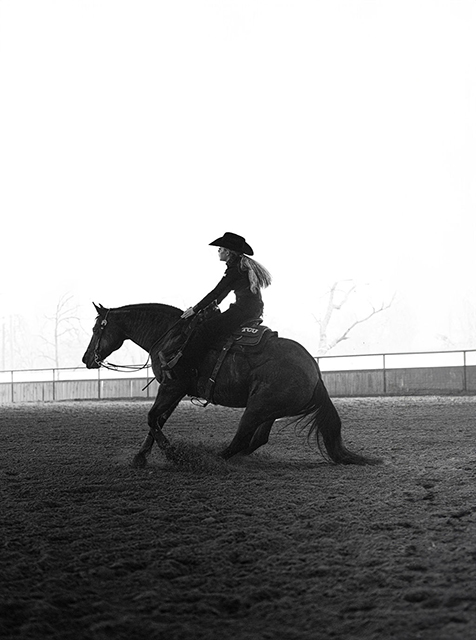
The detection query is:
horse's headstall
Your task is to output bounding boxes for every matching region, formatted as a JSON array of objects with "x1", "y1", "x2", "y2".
[
  {"x1": 99, "y1": 309, "x2": 111, "y2": 328},
  {"x1": 94, "y1": 310, "x2": 111, "y2": 365}
]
